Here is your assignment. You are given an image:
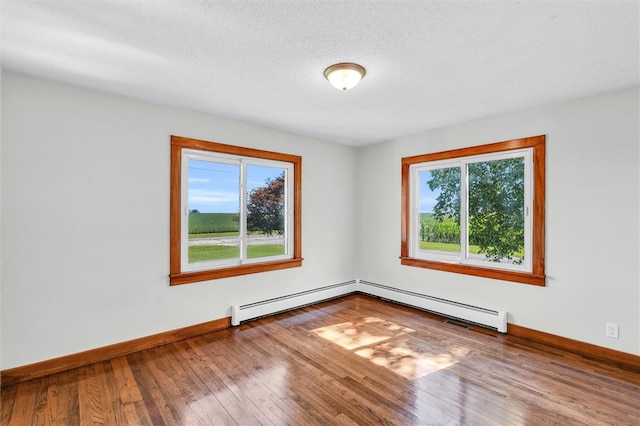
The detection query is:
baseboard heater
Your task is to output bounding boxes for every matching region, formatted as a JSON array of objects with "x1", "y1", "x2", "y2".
[
  {"x1": 231, "y1": 280, "x2": 358, "y2": 326},
  {"x1": 231, "y1": 279, "x2": 507, "y2": 333},
  {"x1": 358, "y1": 280, "x2": 507, "y2": 333}
]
